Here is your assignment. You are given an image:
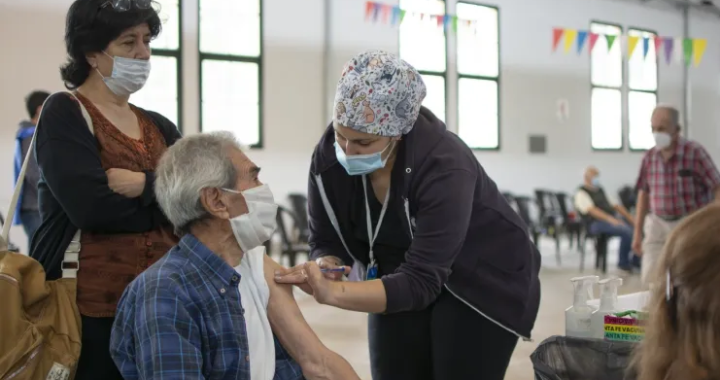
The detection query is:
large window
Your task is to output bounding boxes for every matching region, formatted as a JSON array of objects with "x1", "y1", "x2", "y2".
[
  {"x1": 627, "y1": 28, "x2": 658, "y2": 151},
  {"x1": 399, "y1": 0, "x2": 446, "y2": 122},
  {"x1": 590, "y1": 22, "x2": 623, "y2": 150},
  {"x1": 456, "y1": 3, "x2": 499, "y2": 149},
  {"x1": 199, "y1": 0, "x2": 262, "y2": 147},
  {"x1": 132, "y1": 0, "x2": 182, "y2": 128}
]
